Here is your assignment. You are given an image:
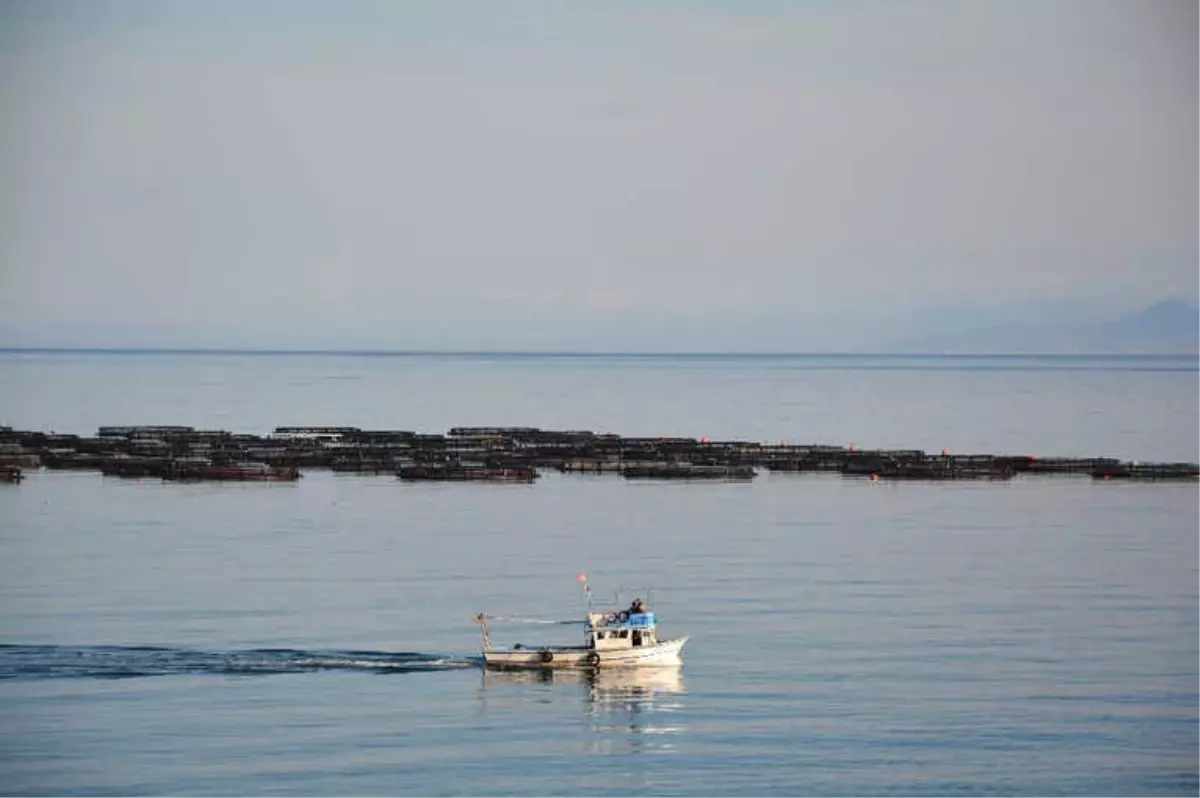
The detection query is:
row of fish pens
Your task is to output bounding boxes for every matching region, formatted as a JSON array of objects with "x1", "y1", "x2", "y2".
[
  {"x1": 0, "y1": 425, "x2": 1196, "y2": 483},
  {"x1": 0, "y1": 426, "x2": 304, "y2": 482},
  {"x1": 0, "y1": 425, "x2": 765, "y2": 482},
  {"x1": 762, "y1": 447, "x2": 1200, "y2": 481}
]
